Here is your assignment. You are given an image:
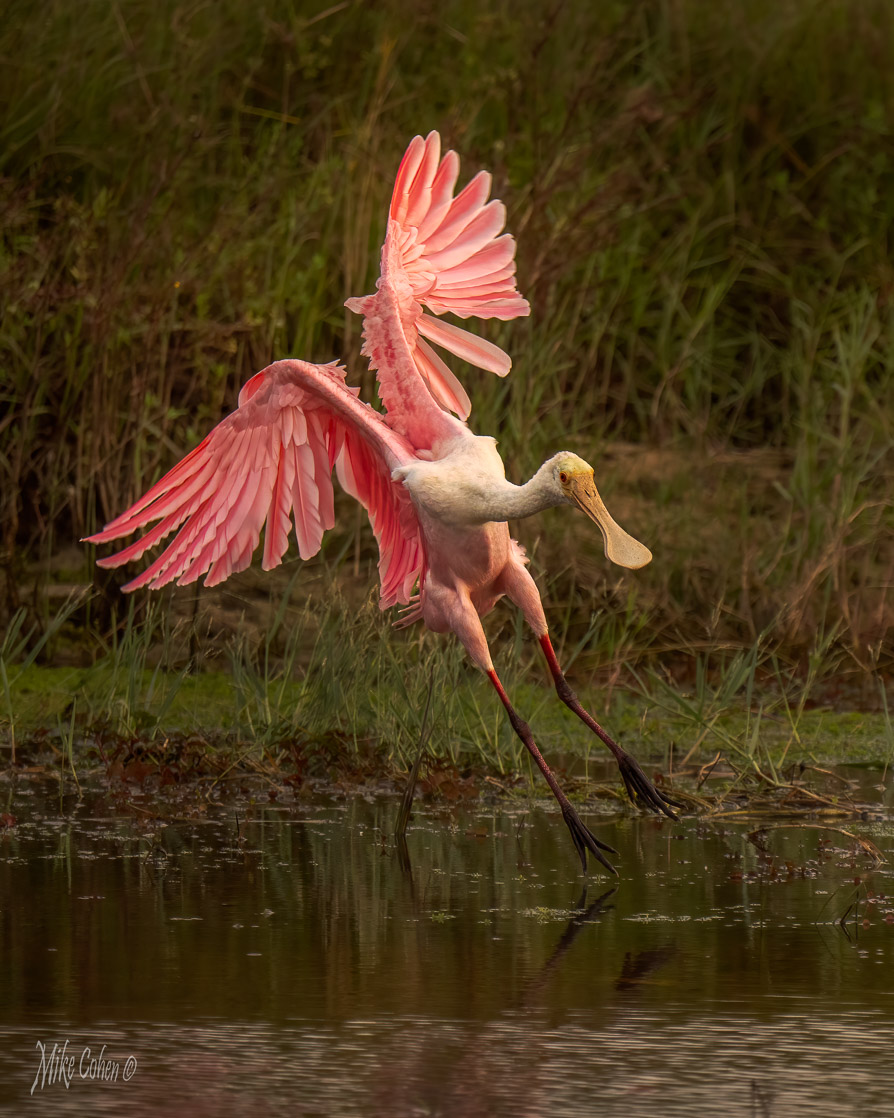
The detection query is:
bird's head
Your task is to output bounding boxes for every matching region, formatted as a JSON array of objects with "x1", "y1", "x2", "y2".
[{"x1": 548, "y1": 452, "x2": 652, "y2": 570}]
